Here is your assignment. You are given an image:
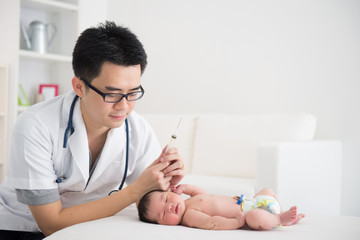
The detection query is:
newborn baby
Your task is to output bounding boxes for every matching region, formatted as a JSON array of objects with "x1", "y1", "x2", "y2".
[{"x1": 137, "y1": 184, "x2": 305, "y2": 230}]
